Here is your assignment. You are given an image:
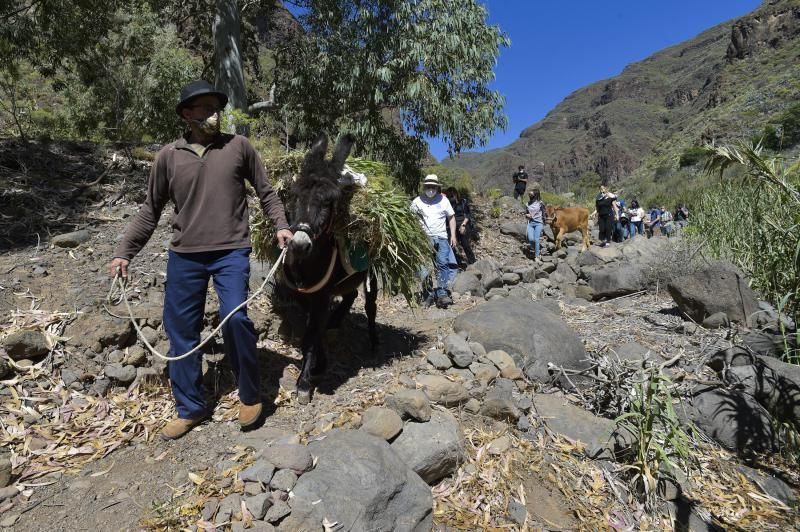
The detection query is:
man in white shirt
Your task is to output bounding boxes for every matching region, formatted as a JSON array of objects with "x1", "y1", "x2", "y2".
[{"x1": 411, "y1": 174, "x2": 457, "y2": 308}]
